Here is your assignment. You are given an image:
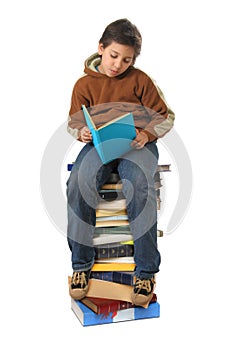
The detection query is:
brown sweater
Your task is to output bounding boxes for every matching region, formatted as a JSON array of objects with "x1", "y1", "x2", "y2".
[{"x1": 68, "y1": 53, "x2": 175, "y2": 142}]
